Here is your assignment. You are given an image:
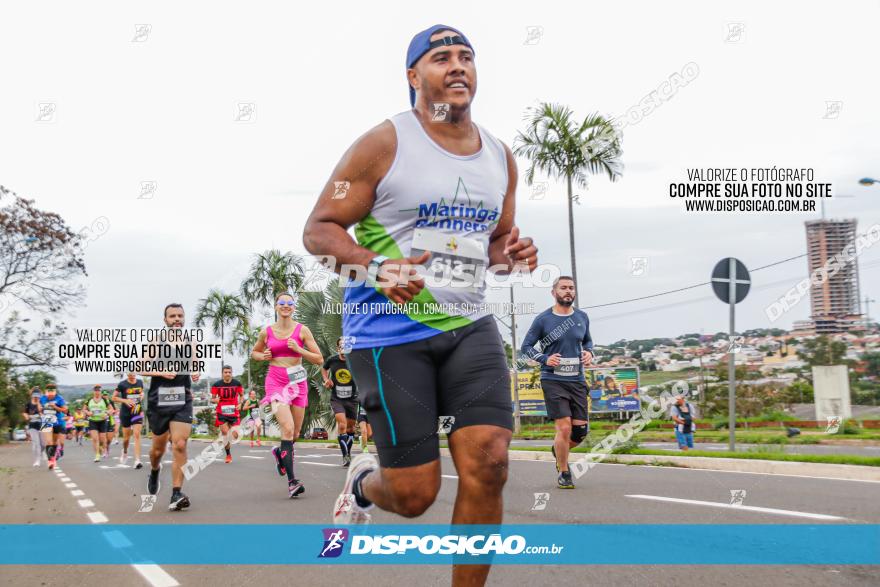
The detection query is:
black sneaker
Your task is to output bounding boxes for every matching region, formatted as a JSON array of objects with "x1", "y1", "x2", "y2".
[
  {"x1": 288, "y1": 479, "x2": 305, "y2": 498},
  {"x1": 272, "y1": 446, "x2": 286, "y2": 476},
  {"x1": 148, "y1": 465, "x2": 162, "y2": 495},
  {"x1": 343, "y1": 454, "x2": 351, "y2": 467},
  {"x1": 169, "y1": 491, "x2": 191, "y2": 511},
  {"x1": 557, "y1": 471, "x2": 575, "y2": 489},
  {"x1": 551, "y1": 445, "x2": 559, "y2": 472}
]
